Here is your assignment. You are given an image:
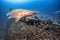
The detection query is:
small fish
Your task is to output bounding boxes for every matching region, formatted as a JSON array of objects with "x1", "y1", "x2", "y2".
[{"x1": 6, "y1": 9, "x2": 38, "y2": 22}]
